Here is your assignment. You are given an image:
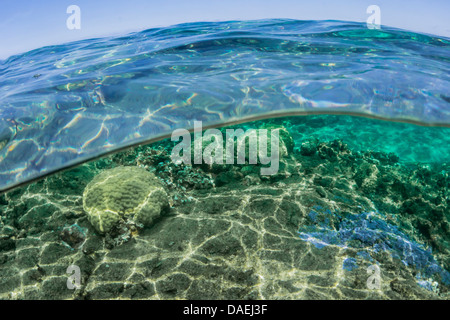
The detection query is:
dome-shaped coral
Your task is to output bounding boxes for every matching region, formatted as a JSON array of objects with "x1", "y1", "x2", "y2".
[{"x1": 82, "y1": 166, "x2": 168, "y2": 234}]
